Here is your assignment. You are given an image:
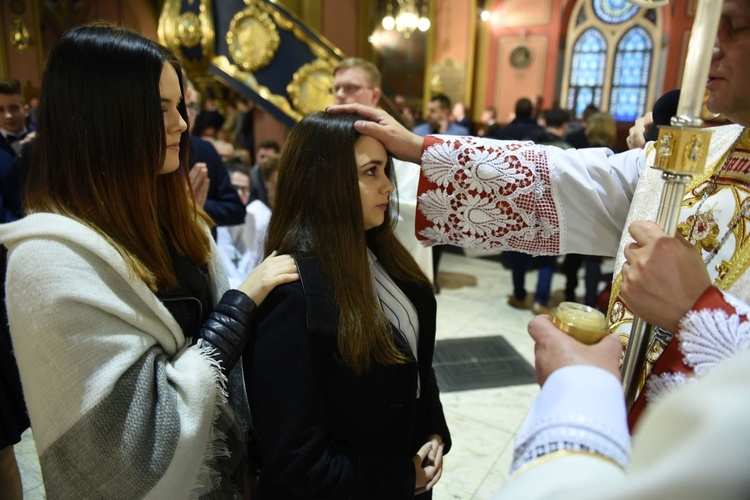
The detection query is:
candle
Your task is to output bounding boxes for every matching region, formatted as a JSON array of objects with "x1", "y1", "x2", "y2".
[{"x1": 676, "y1": 0, "x2": 724, "y2": 122}]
